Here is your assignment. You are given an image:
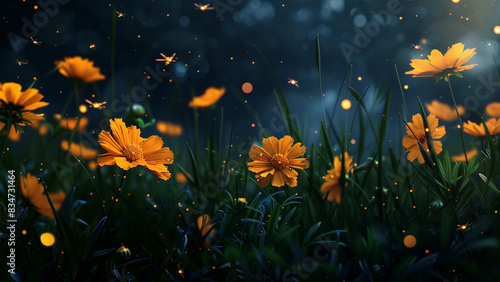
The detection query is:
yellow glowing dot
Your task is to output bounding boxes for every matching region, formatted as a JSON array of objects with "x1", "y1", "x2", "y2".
[
  {"x1": 138, "y1": 35, "x2": 141, "y2": 38},
  {"x1": 425, "y1": 128, "x2": 429, "y2": 132},
  {"x1": 34, "y1": 5, "x2": 38, "y2": 9},
  {"x1": 40, "y1": 232, "x2": 56, "y2": 247},
  {"x1": 22, "y1": 230, "x2": 27, "y2": 235},
  {"x1": 350, "y1": 139, "x2": 356, "y2": 145},
  {"x1": 357, "y1": 76, "x2": 362, "y2": 81},
  {"x1": 399, "y1": 16, "x2": 403, "y2": 20},
  {"x1": 242, "y1": 82, "x2": 253, "y2": 94},
  {"x1": 495, "y1": 26, "x2": 500, "y2": 35},
  {"x1": 404, "y1": 235, "x2": 417, "y2": 248},
  {"x1": 403, "y1": 85, "x2": 409, "y2": 90},
  {"x1": 425, "y1": 249, "x2": 429, "y2": 254},
  {"x1": 341, "y1": 99, "x2": 352, "y2": 110},
  {"x1": 79, "y1": 104, "x2": 87, "y2": 113},
  {"x1": 451, "y1": 0, "x2": 460, "y2": 3}
]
